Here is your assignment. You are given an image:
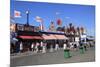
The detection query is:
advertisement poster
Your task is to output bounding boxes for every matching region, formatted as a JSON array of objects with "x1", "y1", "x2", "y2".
[
  {"x1": 10, "y1": 0, "x2": 95, "y2": 67},
  {"x1": 0, "y1": 0, "x2": 96, "y2": 67}
]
